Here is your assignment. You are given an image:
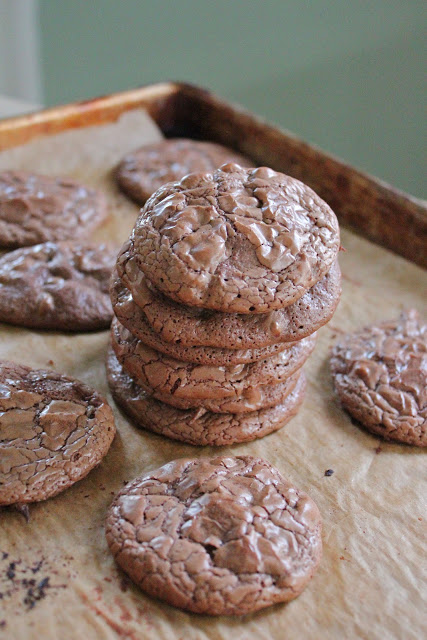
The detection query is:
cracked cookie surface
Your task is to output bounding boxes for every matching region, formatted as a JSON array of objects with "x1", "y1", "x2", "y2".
[
  {"x1": 114, "y1": 258, "x2": 341, "y2": 348},
  {"x1": 115, "y1": 138, "x2": 251, "y2": 205},
  {"x1": 120, "y1": 163, "x2": 340, "y2": 312},
  {"x1": 0, "y1": 170, "x2": 106, "y2": 248},
  {"x1": 0, "y1": 360, "x2": 116, "y2": 505},
  {"x1": 330, "y1": 309, "x2": 427, "y2": 446},
  {"x1": 0, "y1": 242, "x2": 116, "y2": 330},
  {"x1": 111, "y1": 317, "x2": 314, "y2": 400},
  {"x1": 105, "y1": 454, "x2": 322, "y2": 615},
  {"x1": 108, "y1": 335, "x2": 301, "y2": 413},
  {"x1": 110, "y1": 286, "x2": 292, "y2": 366},
  {"x1": 107, "y1": 348, "x2": 306, "y2": 445}
]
